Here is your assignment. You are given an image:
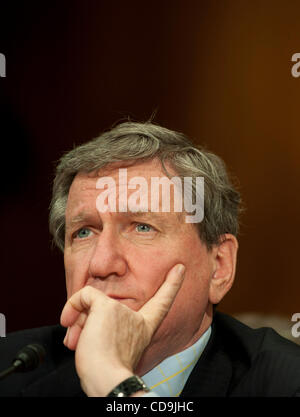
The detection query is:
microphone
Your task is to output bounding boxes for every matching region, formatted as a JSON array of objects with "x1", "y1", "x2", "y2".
[{"x1": 0, "y1": 343, "x2": 46, "y2": 380}]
